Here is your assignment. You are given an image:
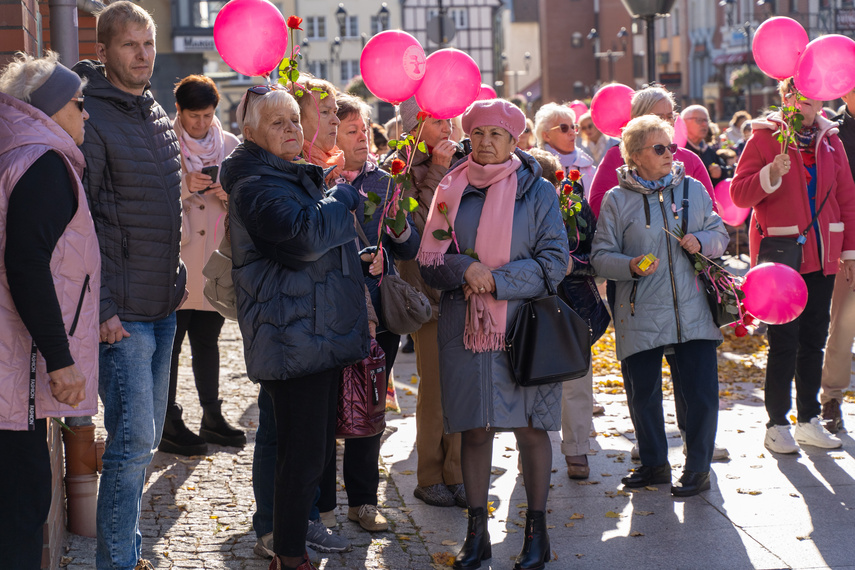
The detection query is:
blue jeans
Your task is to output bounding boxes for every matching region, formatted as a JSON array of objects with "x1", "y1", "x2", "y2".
[
  {"x1": 96, "y1": 314, "x2": 176, "y2": 569},
  {"x1": 252, "y1": 386, "x2": 321, "y2": 539}
]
